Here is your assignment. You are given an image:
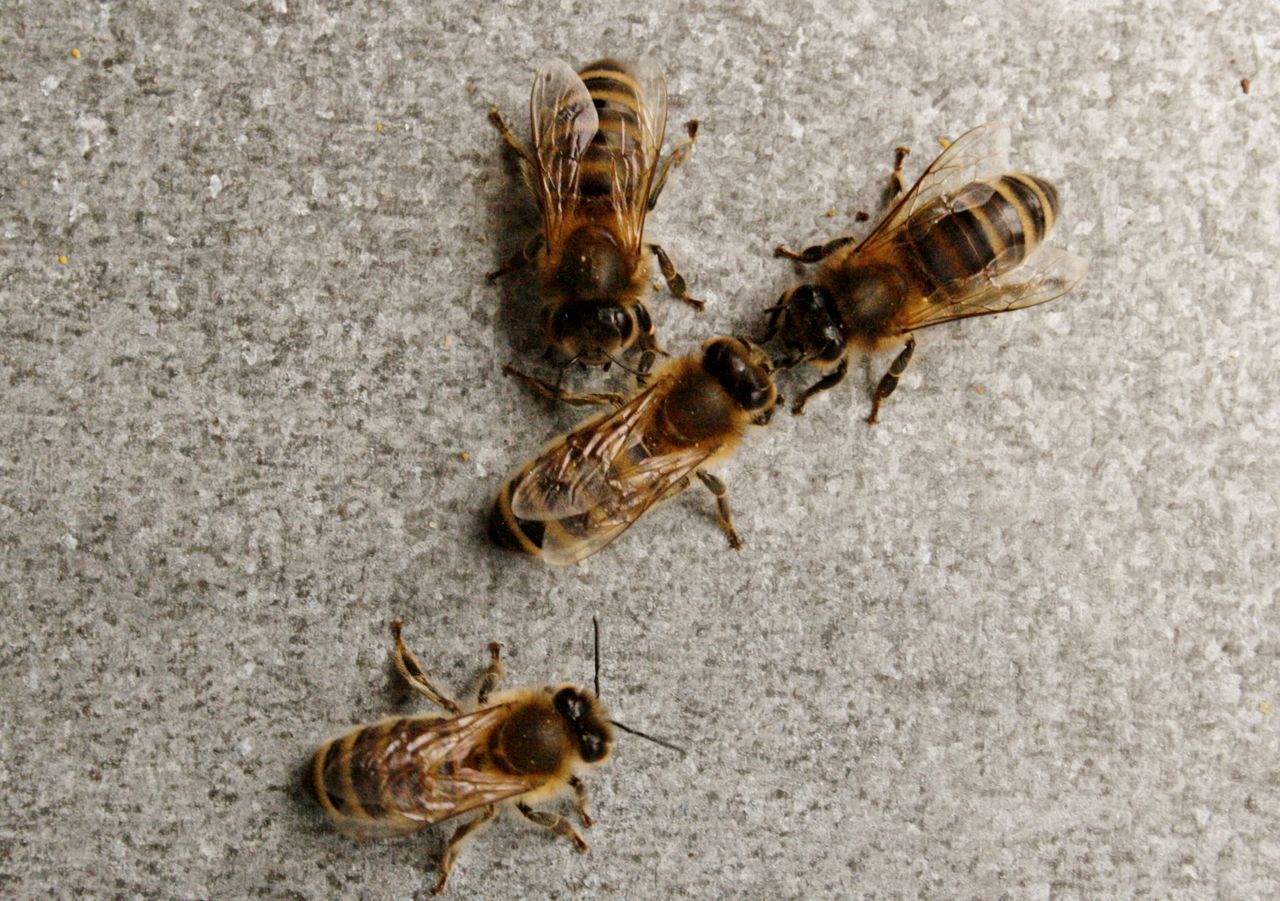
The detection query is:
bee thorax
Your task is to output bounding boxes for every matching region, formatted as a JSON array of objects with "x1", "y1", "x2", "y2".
[
  {"x1": 492, "y1": 705, "x2": 571, "y2": 776},
  {"x1": 554, "y1": 226, "x2": 631, "y2": 300},
  {"x1": 831, "y1": 264, "x2": 908, "y2": 335}
]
